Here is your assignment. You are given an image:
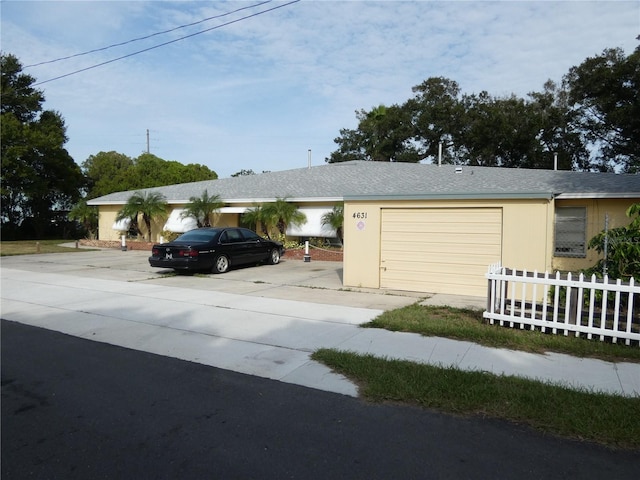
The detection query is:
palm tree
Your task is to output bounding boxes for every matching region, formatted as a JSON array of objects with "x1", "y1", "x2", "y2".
[
  {"x1": 180, "y1": 190, "x2": 223, "y2": 227},
  {"x1": 116, "y1": 191, "x2": 167, "y2": 241},
  {"x1": 321, "y1": 204, "x2": 344, "y2": 245},
  {"x1": 262, "y1": 197, "x2": 306, "y2": 236},
  {"x1": 243, "y1": 204, "x2": 277, "y2": 238},
  {"x1": 68, "y1": 199, "x2": 99, "y2": 239}
]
